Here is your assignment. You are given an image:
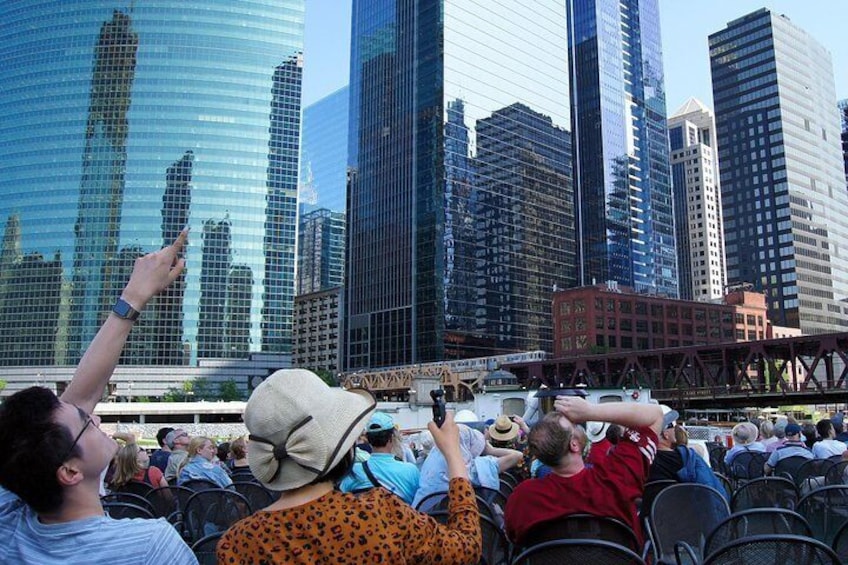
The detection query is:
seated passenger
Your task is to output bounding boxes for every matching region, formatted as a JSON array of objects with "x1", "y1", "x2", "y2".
[
  {"x1": 764, "y1": 423, "x2": 813, "y2": 475},
  {"x1": 723, "y1": 422, "x2": 766, "y2": 466},
  {"x1": 216, "y1": 369, "x2": 481, "y2": 564},
  {"x1": 0, "y1": 232, "x2": 196, "y2": 564},
  {"x1": 504, "y1": 396, "x2": 663, "y2": 547},
  {"x1": 110, "y1": 442, "x2": 168, "y2": 491},
  {"x1": 413, "y1": 424, "x2": 522, "y2": 508},
  {"x1": 339, "y1": 412, "x2": 420, "y2": 504},
  {"x1": 812, "y1": 418, "x2": 847, "y2": 459},
  {"x1": 177, "y1": 437, "x2": 233, "y2": 489}
]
